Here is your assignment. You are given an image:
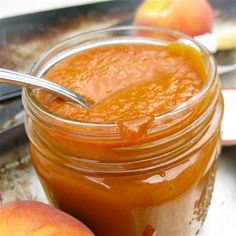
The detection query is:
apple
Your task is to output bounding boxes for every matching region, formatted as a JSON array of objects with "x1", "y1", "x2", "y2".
[
  {"x1": 0, "y1": 200, "x2": 94, "y2": 236},
  {"x1": 134, "y1": 0, "x2": 214, "y2": 36}
]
